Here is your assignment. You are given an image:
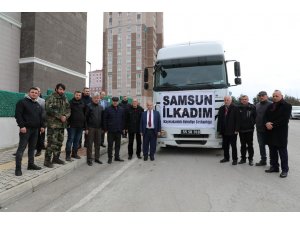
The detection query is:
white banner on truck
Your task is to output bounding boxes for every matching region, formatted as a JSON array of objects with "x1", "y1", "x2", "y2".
[{"x1": 160, "y1": 91, "x2": 215, "y2": 128}]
